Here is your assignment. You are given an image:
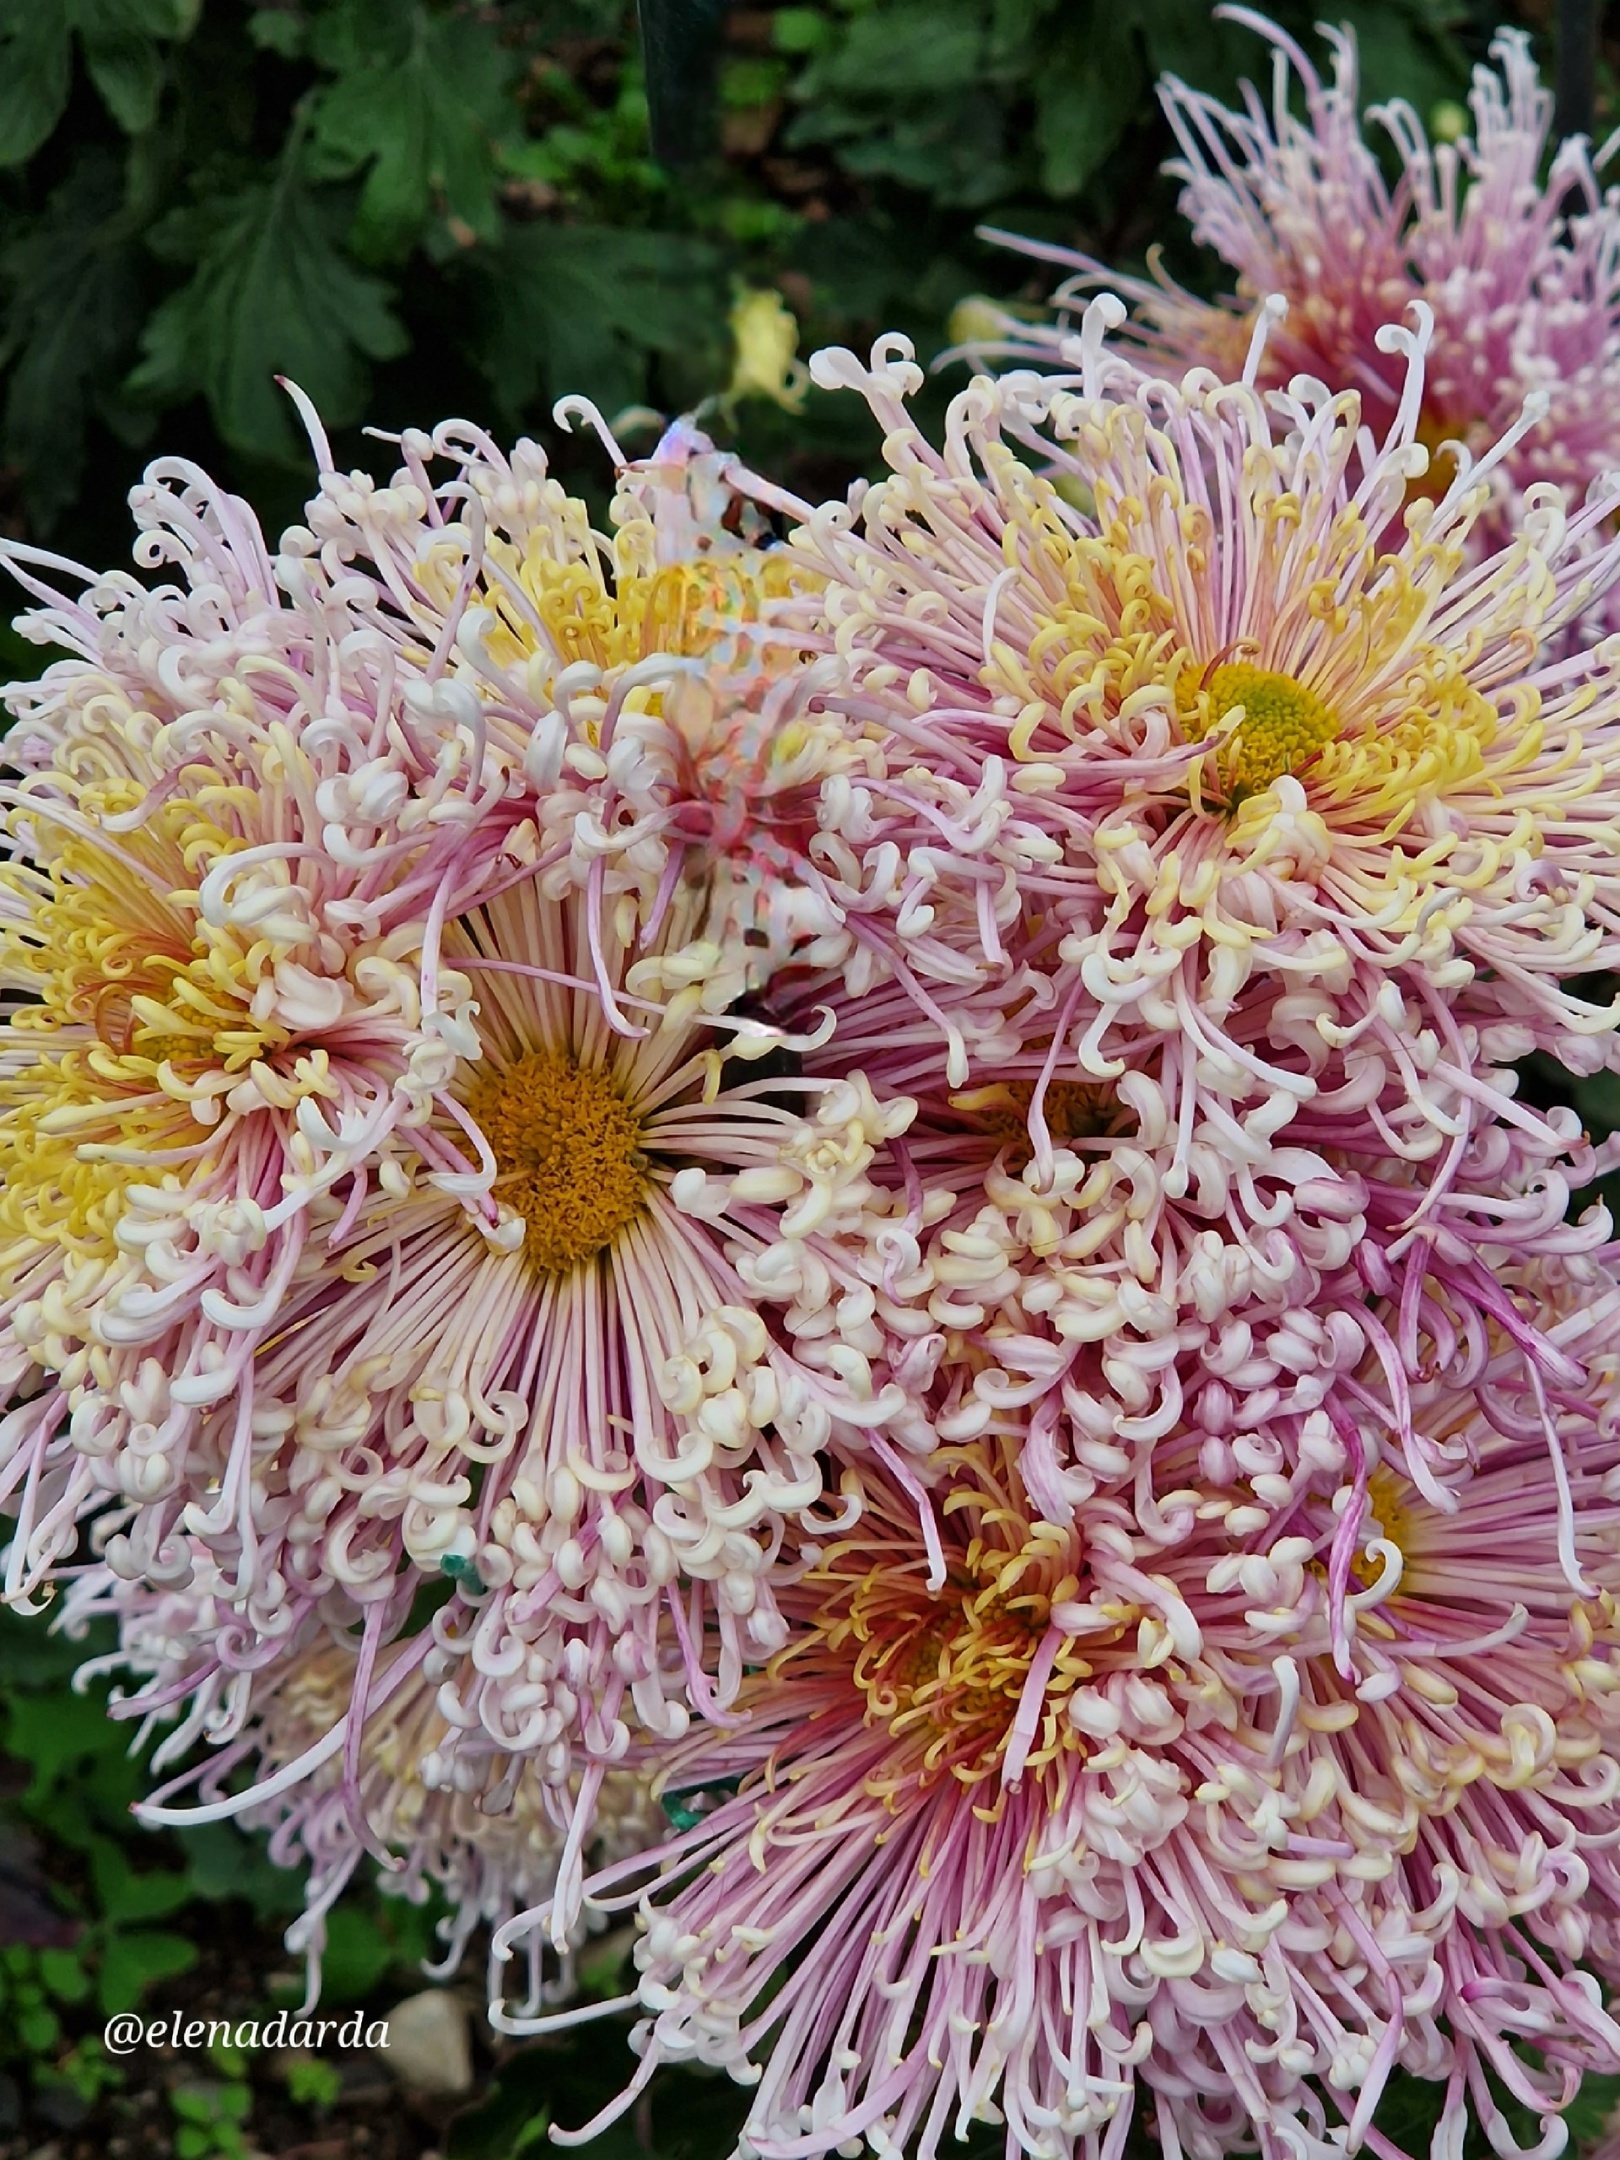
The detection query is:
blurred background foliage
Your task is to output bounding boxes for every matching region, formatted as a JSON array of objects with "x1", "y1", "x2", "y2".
[{"x1": 6, "y1": 0, "x2": 1620, "y2": 2153}]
